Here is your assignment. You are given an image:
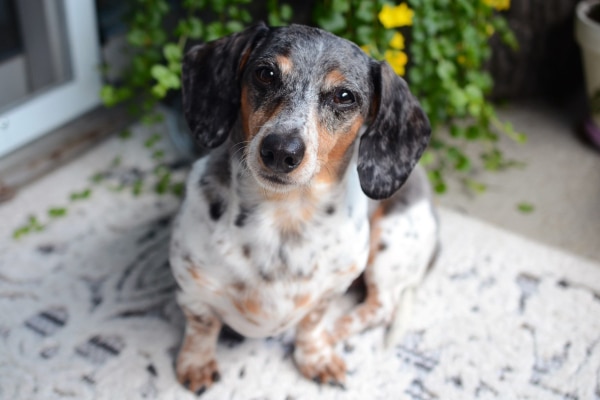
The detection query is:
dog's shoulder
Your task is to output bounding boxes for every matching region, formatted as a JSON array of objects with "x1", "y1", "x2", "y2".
[{"x1": 182, "y1": 147, "x2": 233, "y2": 221}]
